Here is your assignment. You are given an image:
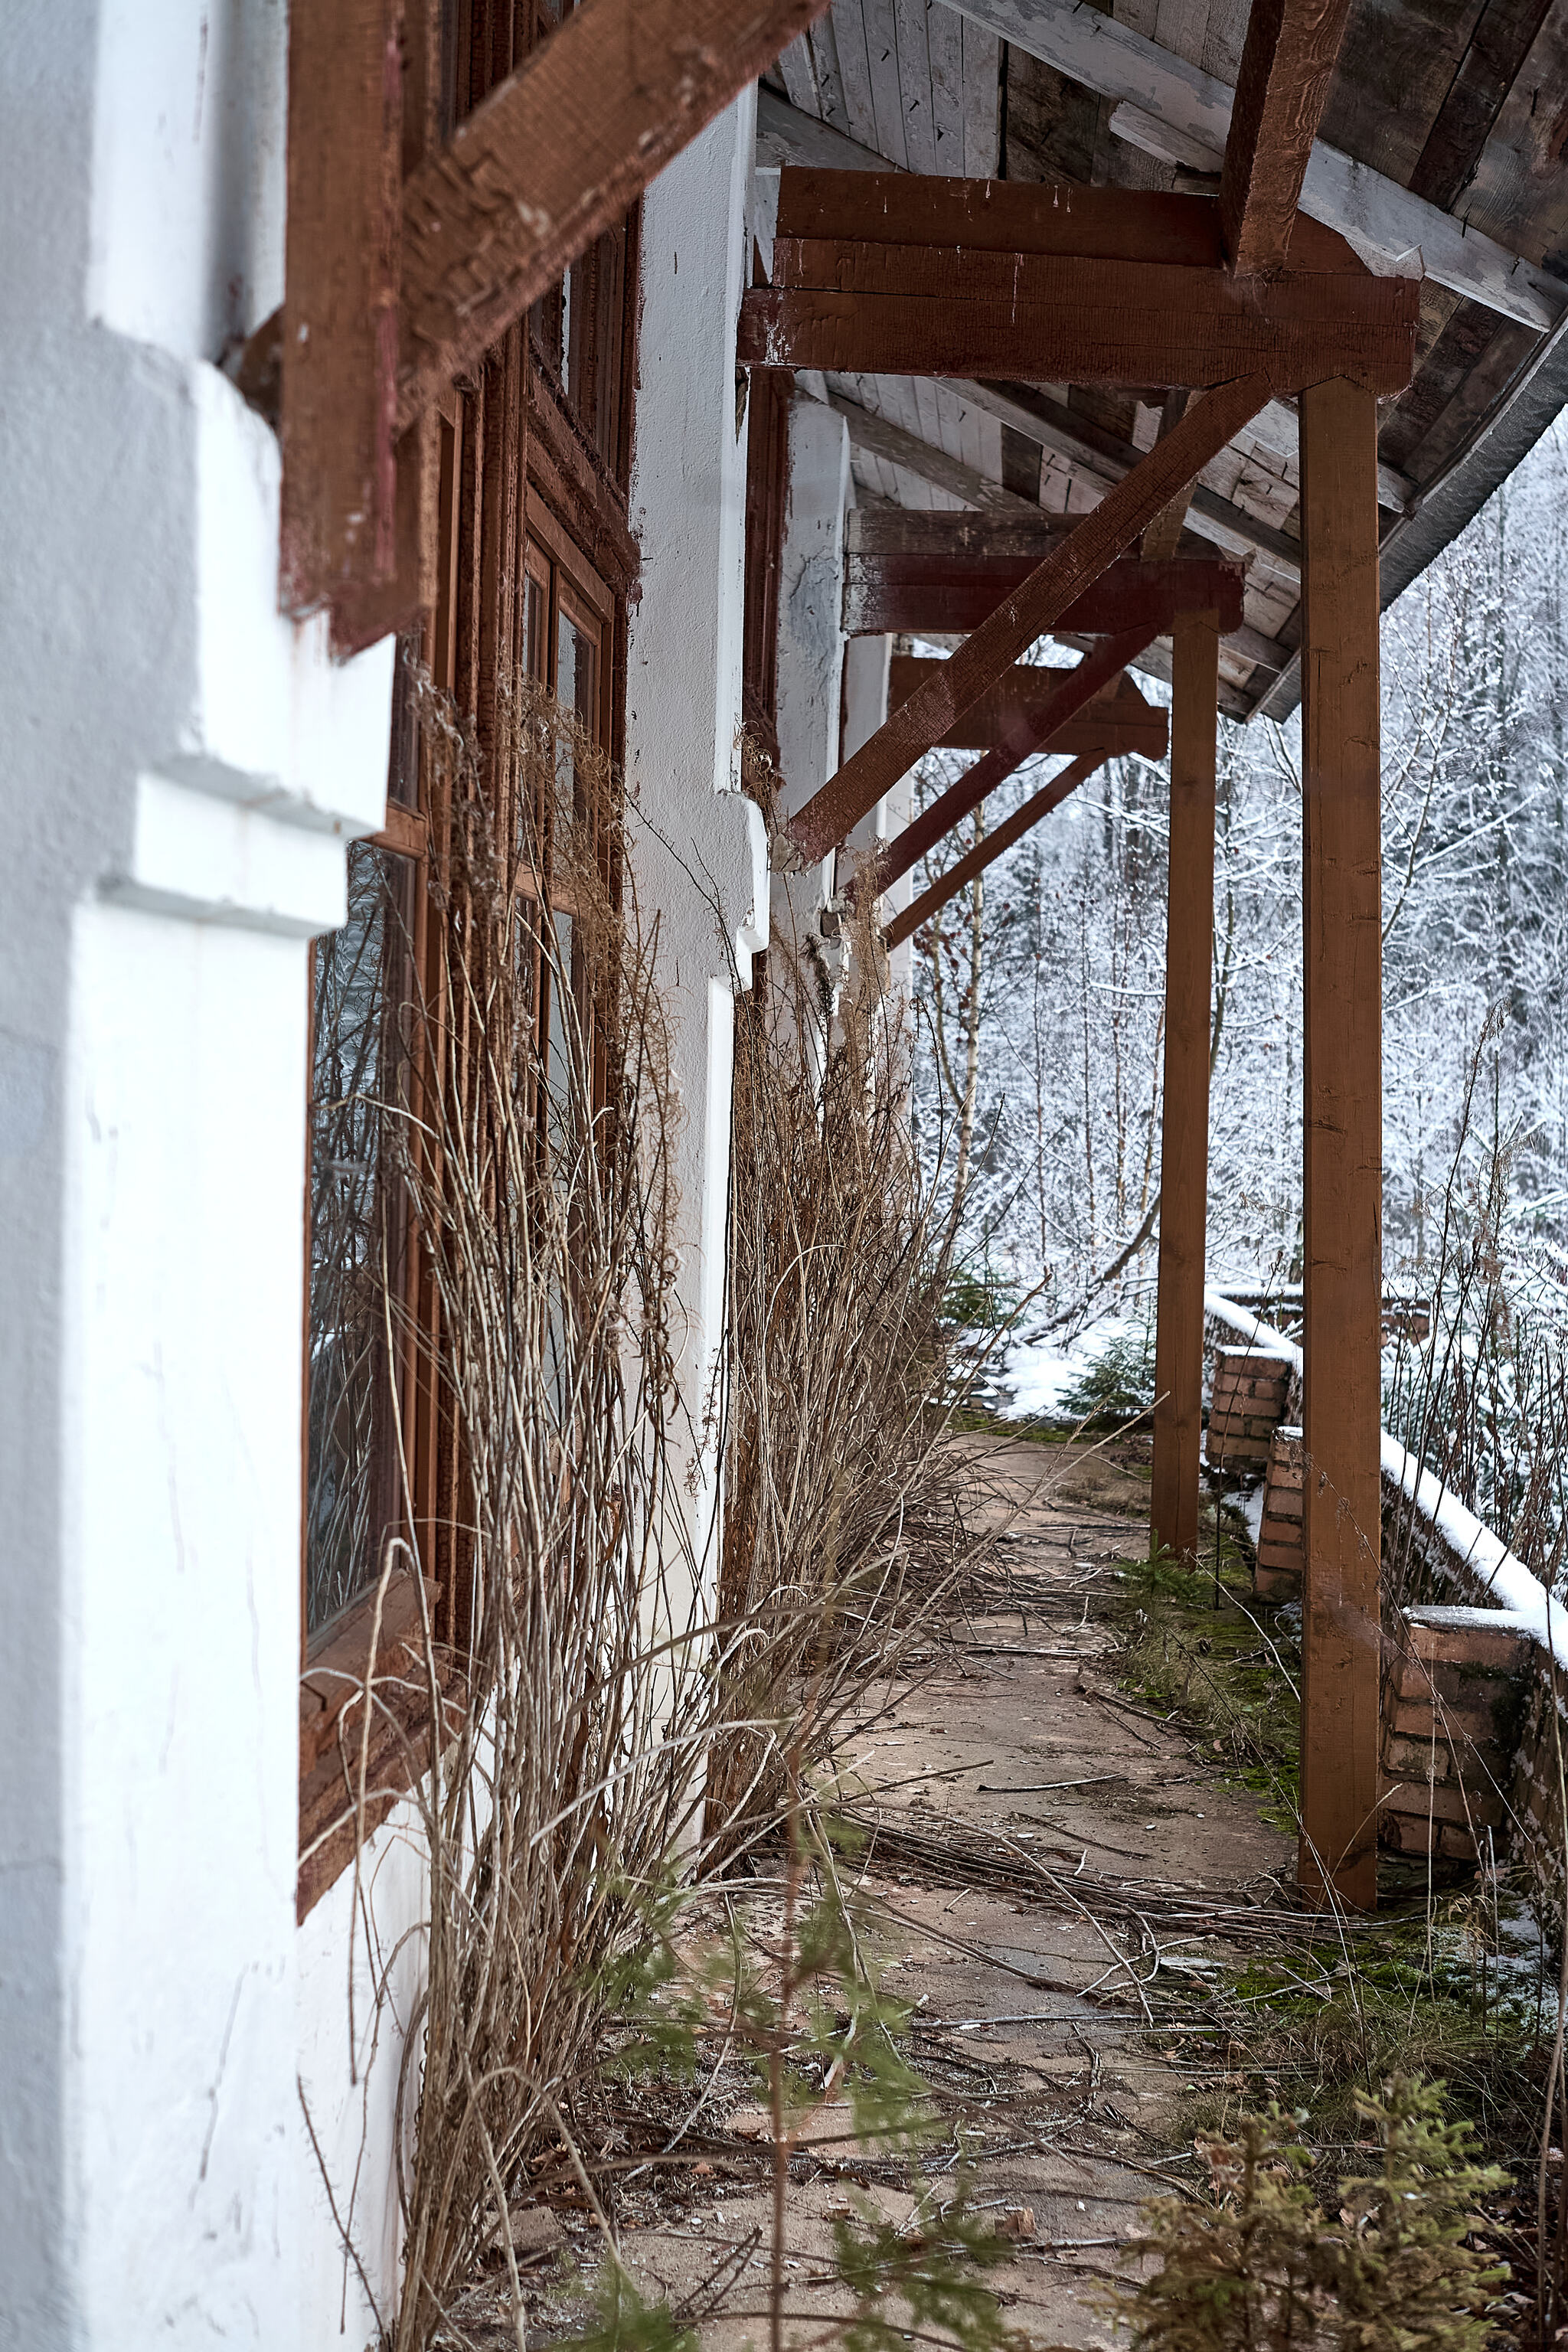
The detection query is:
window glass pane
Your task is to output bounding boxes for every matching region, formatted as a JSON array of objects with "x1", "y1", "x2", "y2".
[{"x1": 305, "y1": 843, "x2": 414, "y2": 1638}]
